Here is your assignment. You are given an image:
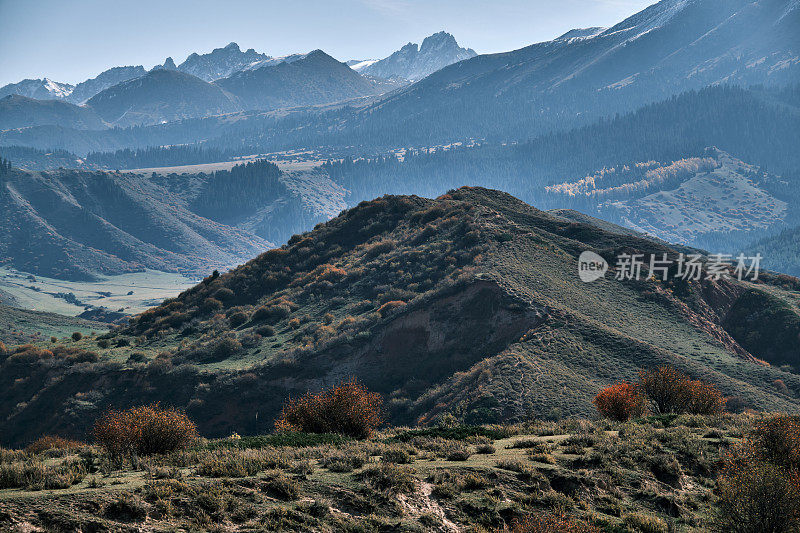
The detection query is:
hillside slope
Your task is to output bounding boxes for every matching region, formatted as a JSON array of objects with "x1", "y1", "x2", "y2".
[
  {"x1": 65, "y1": 65, "x2": 148, "y2": 104},
  {"x1": 86, "y1": 69, "x2": 241, "y2": 127},
  {"x1": 338, "y1": 0, "x2": 800, "y2": 144},
  {"x1": 0, "y1": 167, "x2": 270, "y2": 280},
  {"x1": 215, "y1": 50, "x2": 383, "y2": 111},
  {"x1": 0, "y1": 303, "x2": 106, "y2": 345},
  {"x1": 0, "y1": 95, "x2": 106, "y2": 131},
  {"x1": 1, "y1": 187, "x2": 798, "y2": 446}
]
